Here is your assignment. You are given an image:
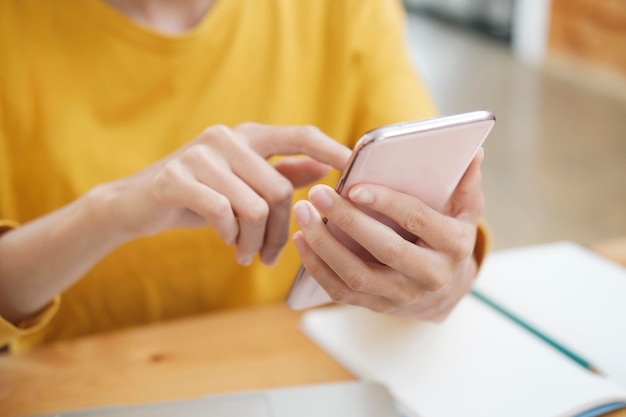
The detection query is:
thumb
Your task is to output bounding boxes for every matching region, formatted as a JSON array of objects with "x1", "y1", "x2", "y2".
[
  {"x1": 274, "y1": 156, "x2": 333, "y2": 188},
  {"x1": 444, "y1": 147, "x2": 485, "y2": 222}
]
